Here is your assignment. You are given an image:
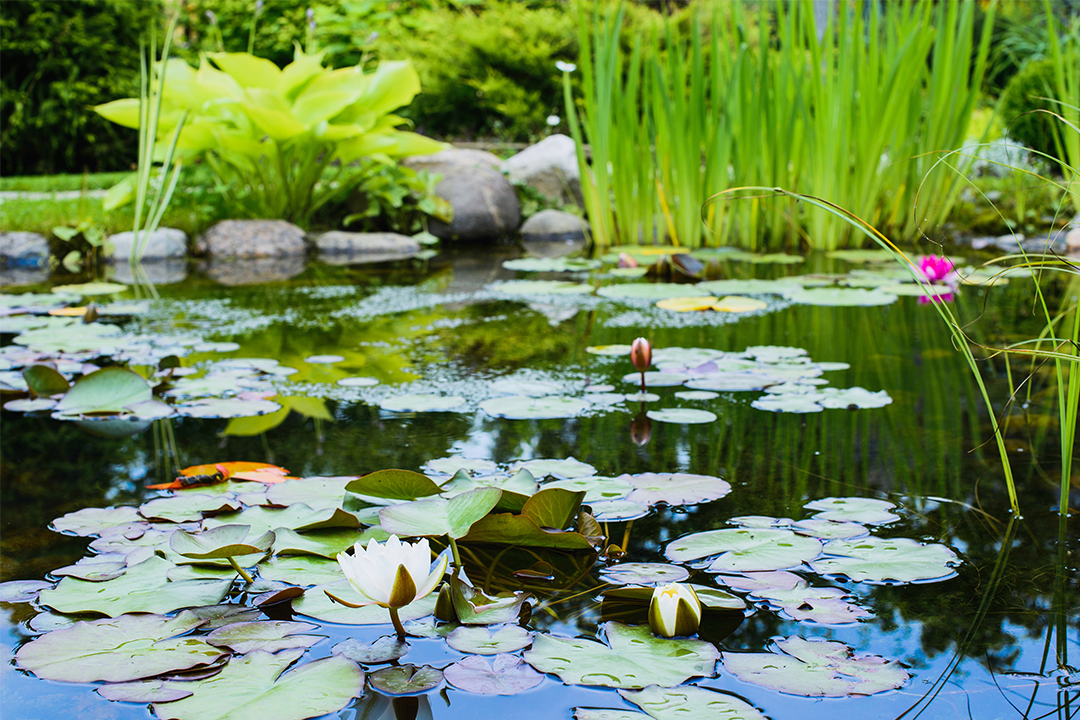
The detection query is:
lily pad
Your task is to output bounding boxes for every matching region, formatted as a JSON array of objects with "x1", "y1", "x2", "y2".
[
  {"x1": 480, "y1": 395, "x2": 591, "y2": 420},
  {"x1": 665, "y1": 528, "x2": 822, "y2": 572},
  {"x1": 4, "y1": 397, "x2": 58, "y2": 413},
  {"x1": 542, "y1": 475, "x2": 633, "y2": 503},
  {"x1": 447, "y1": 625, "x2": 532, "y2": 654},
  {"x1": 620, "y1": 372, "x2": 689, "y2": 387},
  {"x1": 15, "y1": 610, "x2": 224, "y2": 683},
  {"x1": 803, "y1": 497, "x2": 900, "y2": 525},
  {"x1": 38, "y1": 556, "x2": 232, "y2": 617},
  {"x1": 451, "y1": 578, "x2": 530, "y2": 625},
  {"x1": 338, "y1": 376, "x2": 380, "y2": 387},
  {"x1": 597, "y1": 284, "x2": 702, "y2": 301},
  {"x1": 205, "y1": 620, "x2": 321, "y2": 654},
  {"x1": 170, "y1": 524, "x2": 275, "y2": 560},
  {"x1": 139, "y1": 494, "x2": 241, "y2": 524},
  {"x1": 151, "y1": 649, "x2": 363, "y2": 720},
  {"x1": 512, "y1": 457, "x2": 596, "y2": 479},
  {"x1": 791, "y1": 519, "x2": 868, "y2": 540},
  {"x1": 809, "y1": 536, "x2": 960, "y2": 584},
  {"x1": 623, "y1": 472, "x2": 731, "y2": 506},
  {"x1": 272, "y1": 527, "x2": 387, "y2": 559},
  {"x1": 0, "y1": 579, "x2": 53, "y2": 602},
  {"x1": 379, "y1": 486, "x2": 503, "y2": 539},
  {"x1": 784, "y1": 287, "x2": 898, "y2": 306},
  {"x1": 22, "y1": 363, "x2": 70, "y2": 397},
  {"x1": 696, "y1": 278, "x2": 794, "y2": 295},
  {"x1": 751, "y1": 395, "x2": 824, "y2": 413},
  {"x1": 51, "y1": 506, "x2": 145, "y2": 536},
  {"x1": 721, "y1": 636, "x2": 909, "y2": 696},
  {"x1": 304, "y1": 355, "x2": 344, "y2": 364},
  {"x1": 646, "y1": 408, "x2": 717, "y2": 424},
  {"x1": 264, "y1": 475, "x2": 357, "y2": 511},
  {"x1": 490, "y1": 280, "x2": 592, "y2": 295},
  {"x1": 202, "y1": 505, "x2": 362, "y2": 536},
  {"x1": 346, "y1": 469, "x2": 443, "y2": 501},
  {"x1": 503, "y1": 257, "x2": 602, "y2": 272},
  {"x1": 97, "y1": 679, "x2": 195, "y2": 704},
  {"x1": 524, "y1": 622, "x2": 717, "y2": 689},
  {"x1": 587, "y1": 500, "x2": 651, "y2": 522},
  {"x1": 380, "y1": 393, "x2": 466, "y2": 412},
  {"x1": 332, "y1": 636, "x2": 409, "y2": 665},
  {"x1": 292, "y1": 583, "x2": 437, "y2": 625},
  {"x1": 51, "y1": 281, "x2": 128, "y2": 296},
  {"x1": 54, "y1": 367, "x2": 152, "y2": 416},
  {"x1": 599, "y1": 563, "x2": 689, "y2": 586},
  {"x1": 817, "y1": 387, "x2": 893, "y2": 409},
  {"x1": 177, "y1": 398, "x2": 282, "y2": 418},
  {"x1": 684, "y1": 374, "x2": 781, "y2": 392},
  {"x1": 444, "y1": 654, "x2": 545, "y2": 695},
  {"x1": 619, "y1": 685, "x2": 768, "y2": 720},
  {"x1": 370, "y1": 664, "x2": 444, "y2": 696},
  {"x1": 673, "y1": 390, "x2": 718, "y2": 401},
  {"x1": 259, "y1": 556, "x2": 347, "y2": 587},
  {"x1": 585, "y1": 345, "x2": 633, "y2": 356}
]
